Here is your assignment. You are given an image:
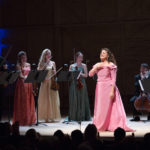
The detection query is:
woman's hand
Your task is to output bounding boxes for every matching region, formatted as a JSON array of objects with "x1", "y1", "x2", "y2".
[
  {"x1": 24, "y1": 75, "x2": 27, "y2": 79},
  {"x1": 89, "y1": 68, "x2": 96, "y2": 77},
  {"x1": 89, "y1": 63, "x2": 103, "y2": 77},
  {"x1": 80, "y1": 64, "x2": 88, "y2": 78},
  {"x1": 110, "y1": 91, "x2": 115, "y2": 101}
]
